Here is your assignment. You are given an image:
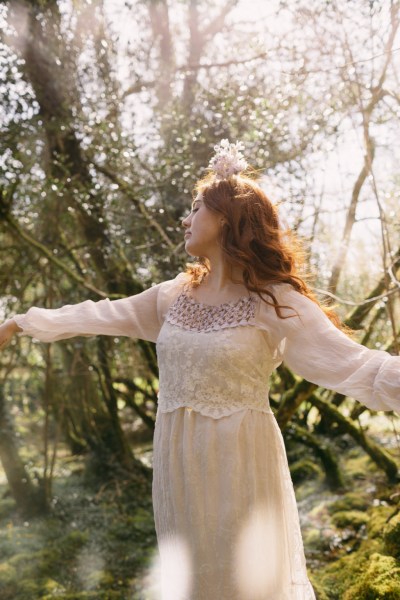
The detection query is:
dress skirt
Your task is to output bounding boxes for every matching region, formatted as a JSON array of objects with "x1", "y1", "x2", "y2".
[{"x1": 152, "y1": 407, "x2": 316, "y2": 600}]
